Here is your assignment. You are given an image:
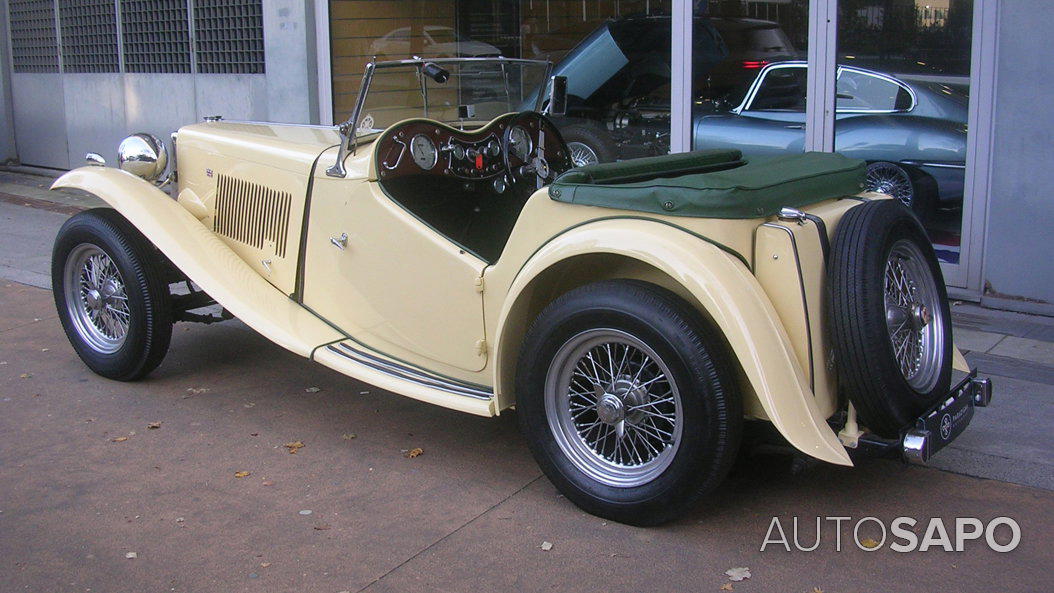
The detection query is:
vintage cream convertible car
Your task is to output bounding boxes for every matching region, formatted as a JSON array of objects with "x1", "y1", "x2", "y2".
[{"x1": 50, "y1": 58, "x2": 991, "y2": 525}]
